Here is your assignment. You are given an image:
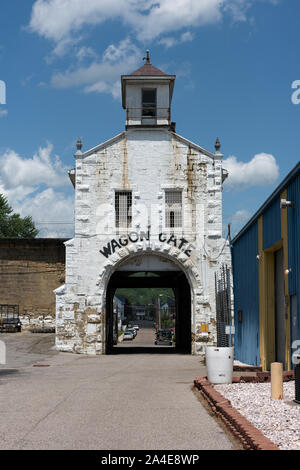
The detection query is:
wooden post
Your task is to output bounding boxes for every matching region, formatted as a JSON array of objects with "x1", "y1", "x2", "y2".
[{"x1": 271, "y1": 362, "x2": 283, "y2": 400}]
